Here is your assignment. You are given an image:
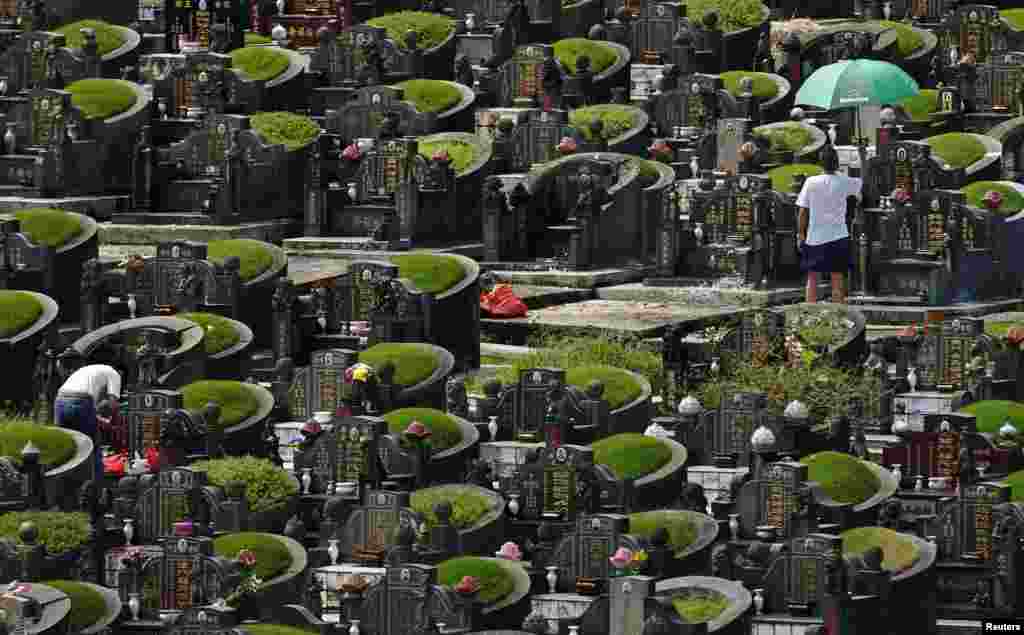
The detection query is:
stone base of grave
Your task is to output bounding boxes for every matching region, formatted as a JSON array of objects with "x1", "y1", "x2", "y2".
[
  {"x1": 848, "y1": 297, "x2": 1024, "y2": 323},
  {"x1": 480, "y1": 264, "x2": 655, "y2": 288},
  {"x1": 751, "y1": 613, "x2": 823, "y2": 635},
  {"x1": 283, "y1": 236, "x2": 483, "y2": 260},
  {"x1": 687, "y1": 465, "x2": 750, "y2": 503},
  {"x1": 99, "y1": 218, "x2": 301, "y2": 245},
  {"x1": 604, "y1": 281, "x2": 831, "y2": 306},
  {"x1": 479, "y1": 300, "x2": 748, "y2": 344},
  {"x1": 0, "y1": 194, "x2": 130, "y2": 219}
]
